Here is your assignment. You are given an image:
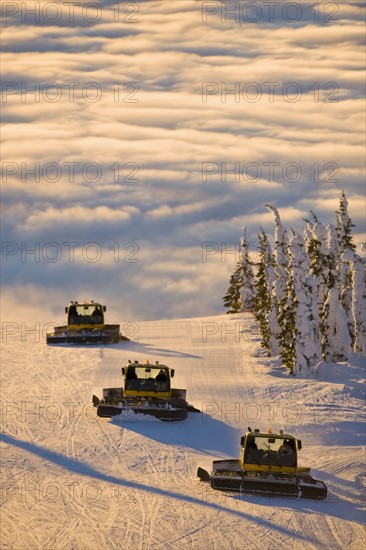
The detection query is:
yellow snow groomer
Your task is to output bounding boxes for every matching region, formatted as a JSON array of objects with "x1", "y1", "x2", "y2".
[
  {"x1": 46, "y1": 301, "x2": 127, "y2": 344},
  {"x1": 93, "y1": 360, "x2": 199, "y2": 421},
  {"x1": 198, "y1": 427, "x2": 327, "y2": 500}
]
